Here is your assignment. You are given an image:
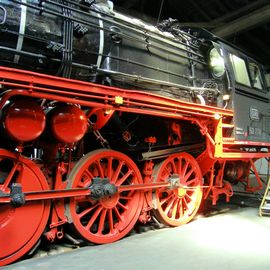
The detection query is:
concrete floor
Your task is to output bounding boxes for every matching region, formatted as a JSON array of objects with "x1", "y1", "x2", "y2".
[{"x1": 2, "y1": 203, "x2": 270, "y2": 270}]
